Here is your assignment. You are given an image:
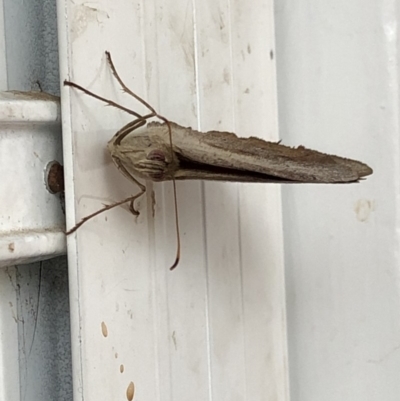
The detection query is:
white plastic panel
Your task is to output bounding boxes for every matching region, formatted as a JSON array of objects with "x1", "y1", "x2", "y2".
[
  {"x1": 275, "y1": 1, "x2": 400, "y2": 400},
  {"x1": 58, "y1": 0, "x2": 288, "y2": 400}
]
